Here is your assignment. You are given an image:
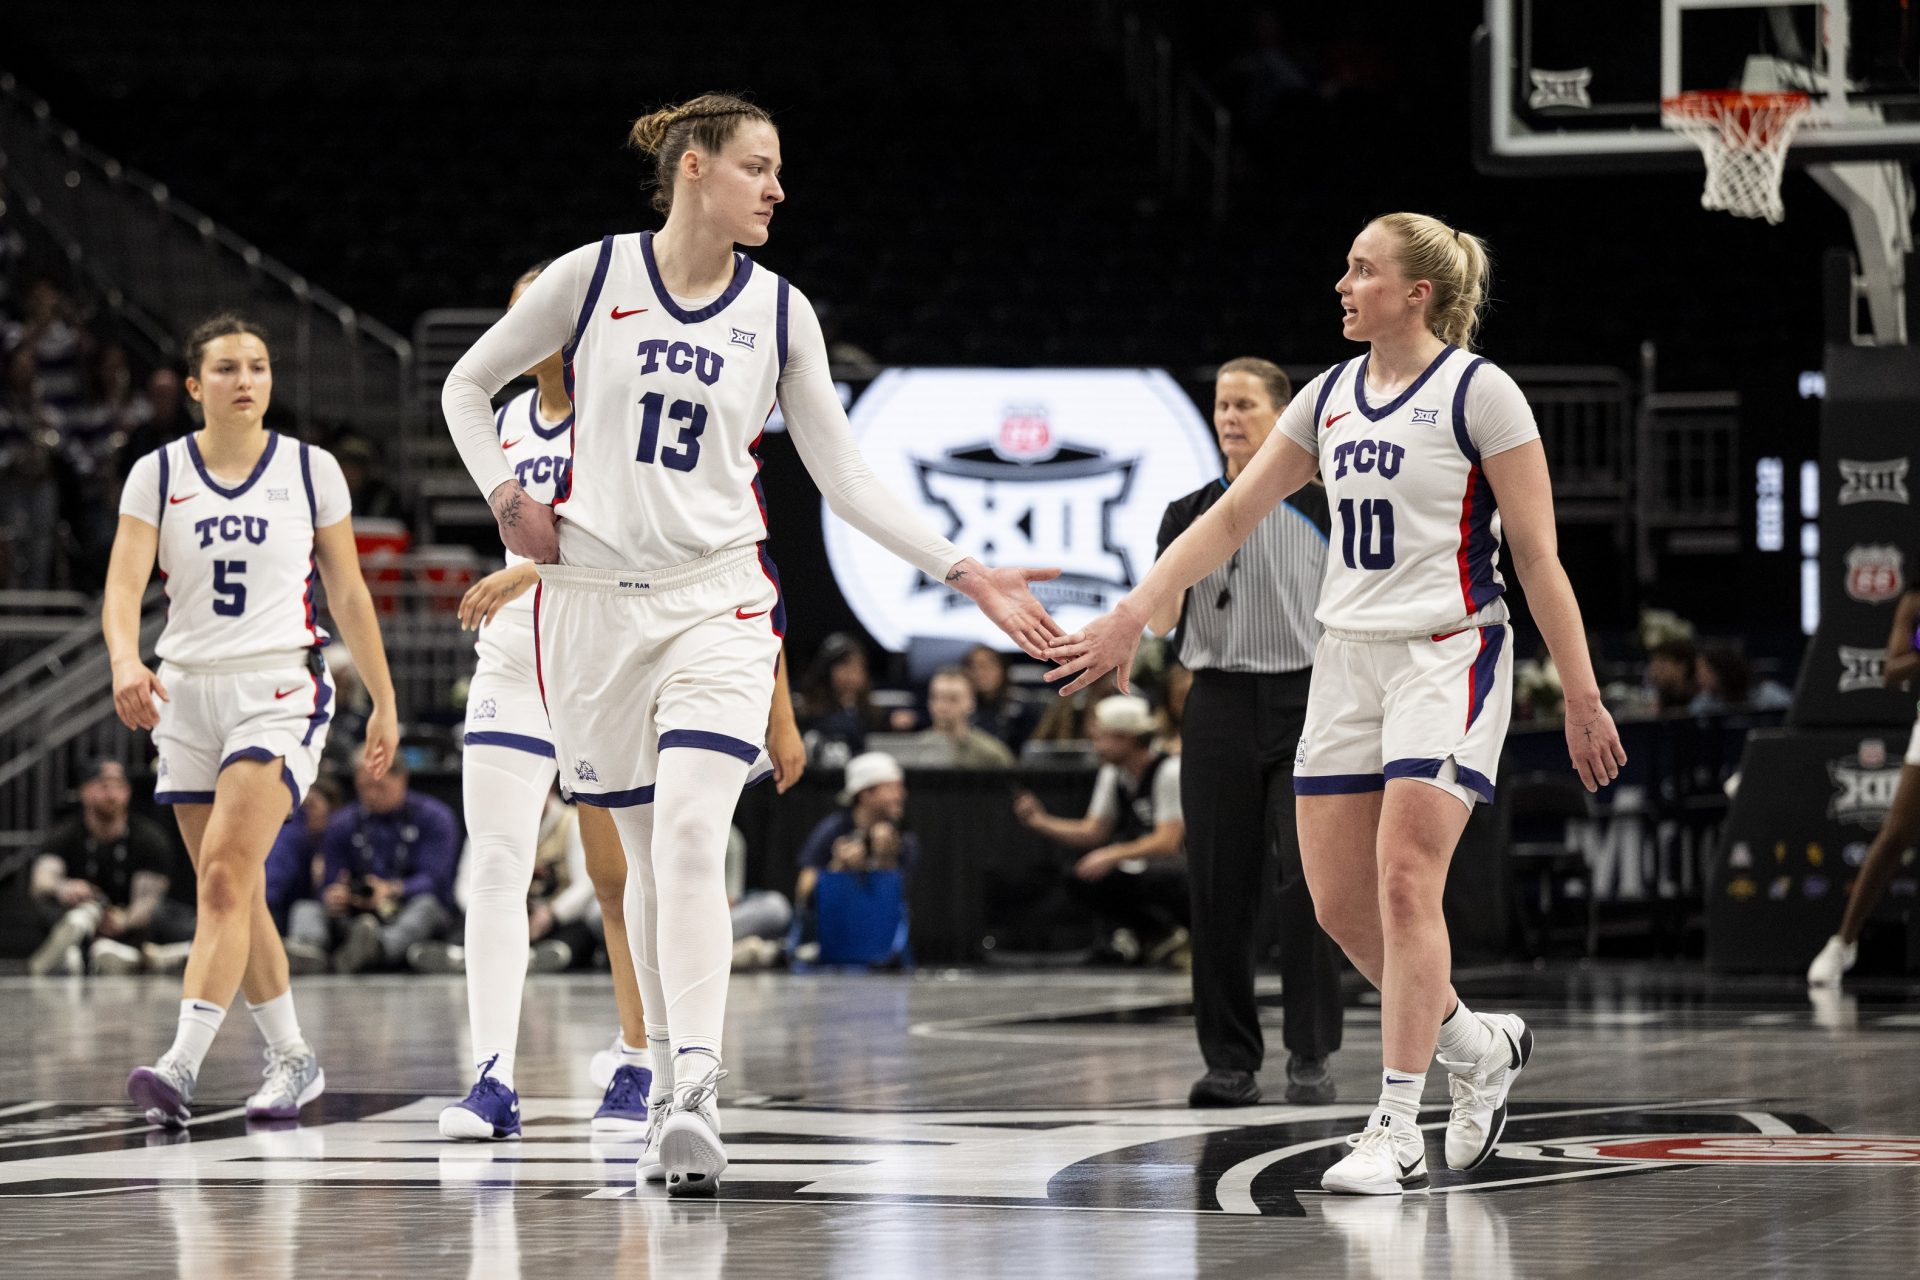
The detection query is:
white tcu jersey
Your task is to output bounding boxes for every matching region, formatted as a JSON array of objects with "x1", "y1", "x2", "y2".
[
  {"x1": 1282, "y1": 348, "x2": 1540, "y2": 636},
  {"x1": 552, "y1": 231, "x2": 787, "y2": 572},
  {"x1": 477, "y1": 387, "x2": 573, "y2": 654},
  {"x1": 120, "y1": 432, "x2": 351, "y2": 665}
]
